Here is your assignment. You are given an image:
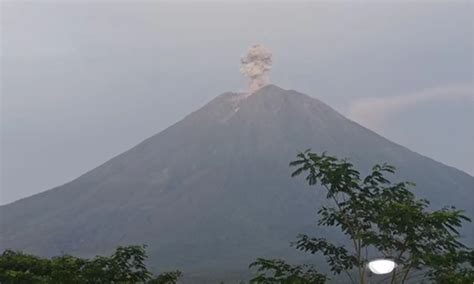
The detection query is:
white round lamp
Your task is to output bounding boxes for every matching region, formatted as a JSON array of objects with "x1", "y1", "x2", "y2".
[{"x1": 367, "y1": 259, "x2": 397, "y2": 275}]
